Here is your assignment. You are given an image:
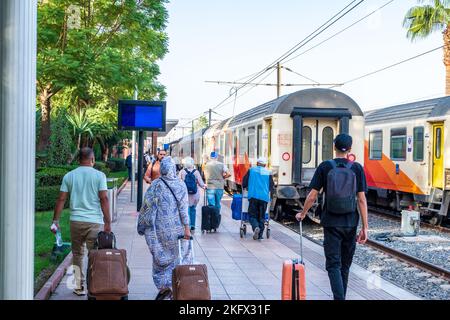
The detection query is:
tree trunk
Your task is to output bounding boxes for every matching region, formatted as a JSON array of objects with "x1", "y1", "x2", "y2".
[
  {"x1": 443, "y1": 25, "x2": 450, "y2": 95},
  {"x1": 37, "y1": 90, "x2": 52, "y2": 152},
  {"x1": 98, "y1": 138, "x2": 109, "y2": 162}
]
